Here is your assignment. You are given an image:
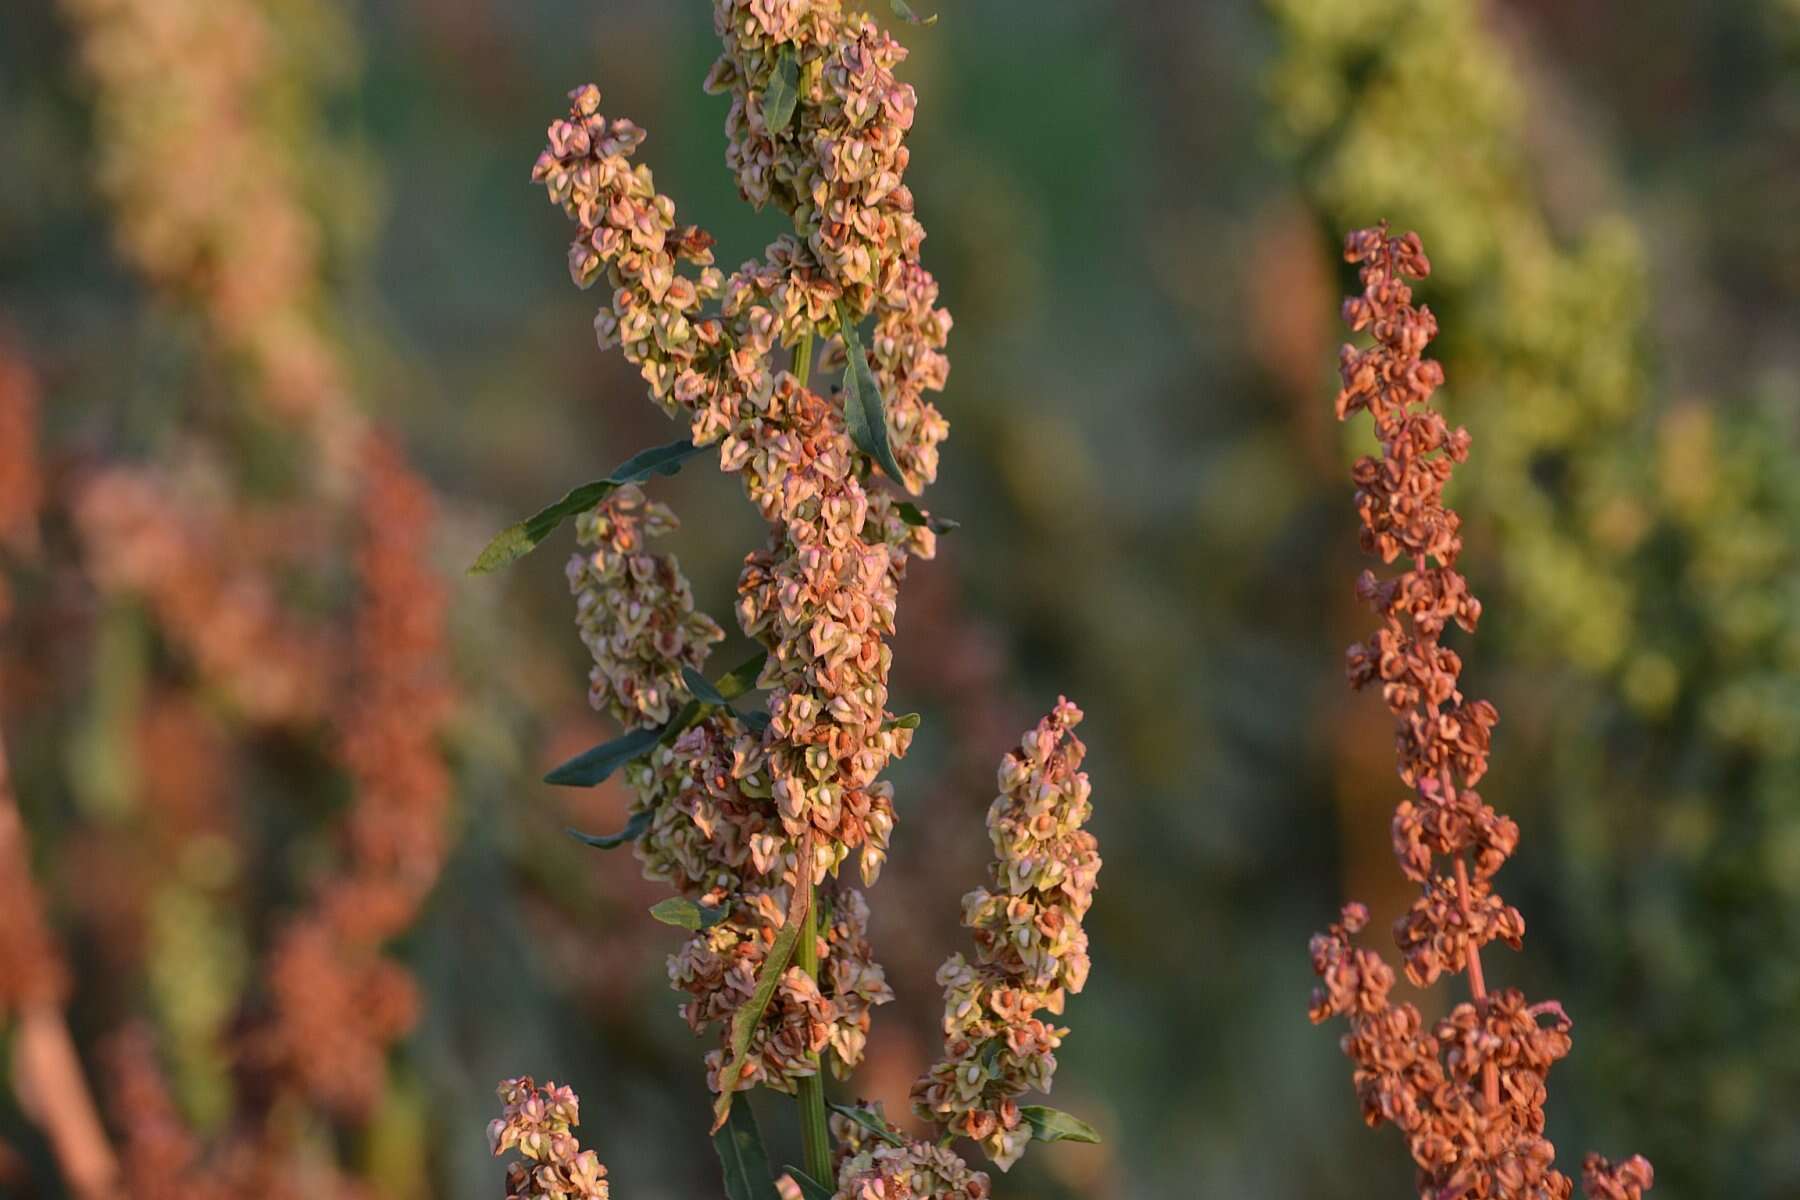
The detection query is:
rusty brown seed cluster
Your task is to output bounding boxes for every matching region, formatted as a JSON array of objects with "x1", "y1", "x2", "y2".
[{"x1": 1308, "y1": 226, "x2": 1652, "y2": 1200}]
